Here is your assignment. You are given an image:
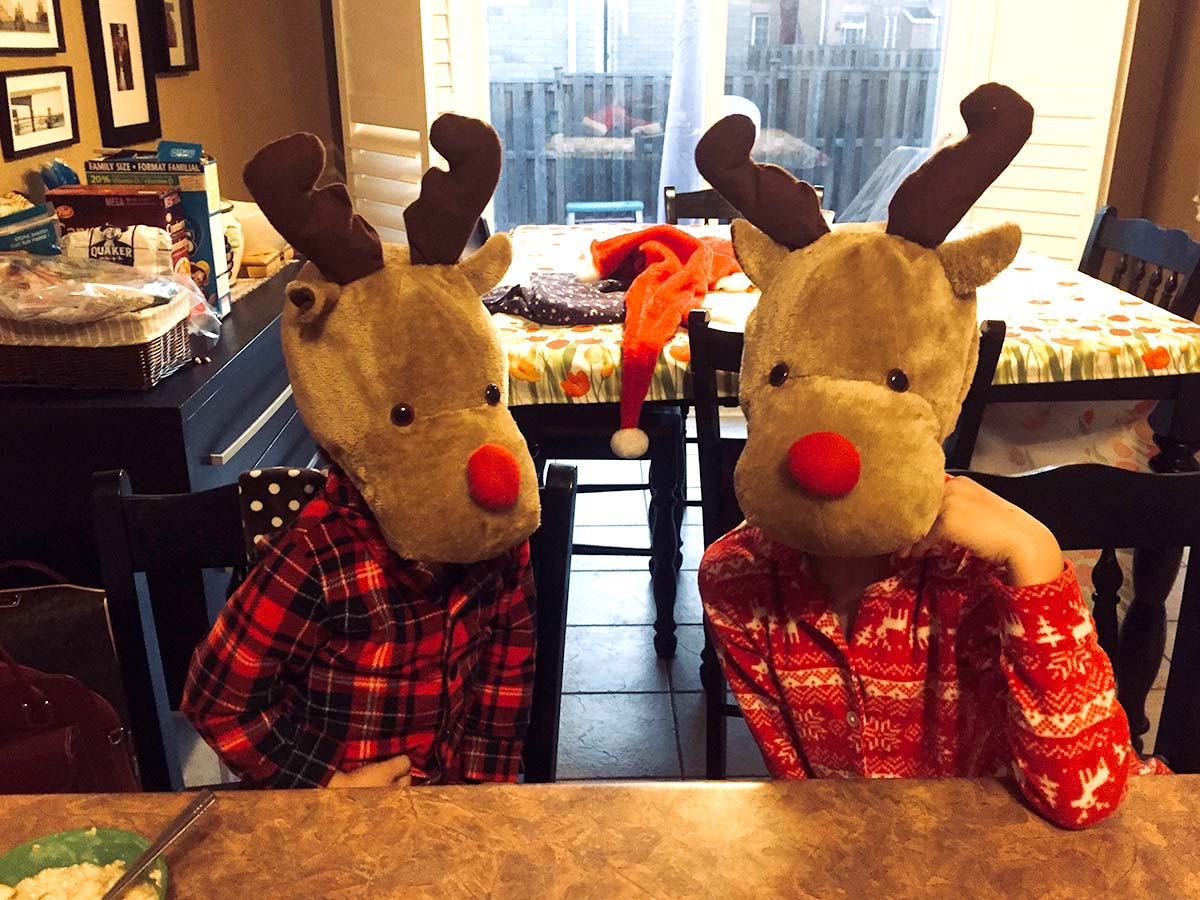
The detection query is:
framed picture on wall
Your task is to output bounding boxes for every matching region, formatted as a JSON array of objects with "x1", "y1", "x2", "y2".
[
  {"x1": 82, "y1": 0, "x2": 161, "y2": 147},
  {"x1": 0, "y1": 66, "x2": 78, "y2": 160},
  {"x1": 148, "y1": 0, "x2": 197, "y2": 73},
  {"x1": 0, "y1": 1, "x2": 66, "y2": 54}
]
